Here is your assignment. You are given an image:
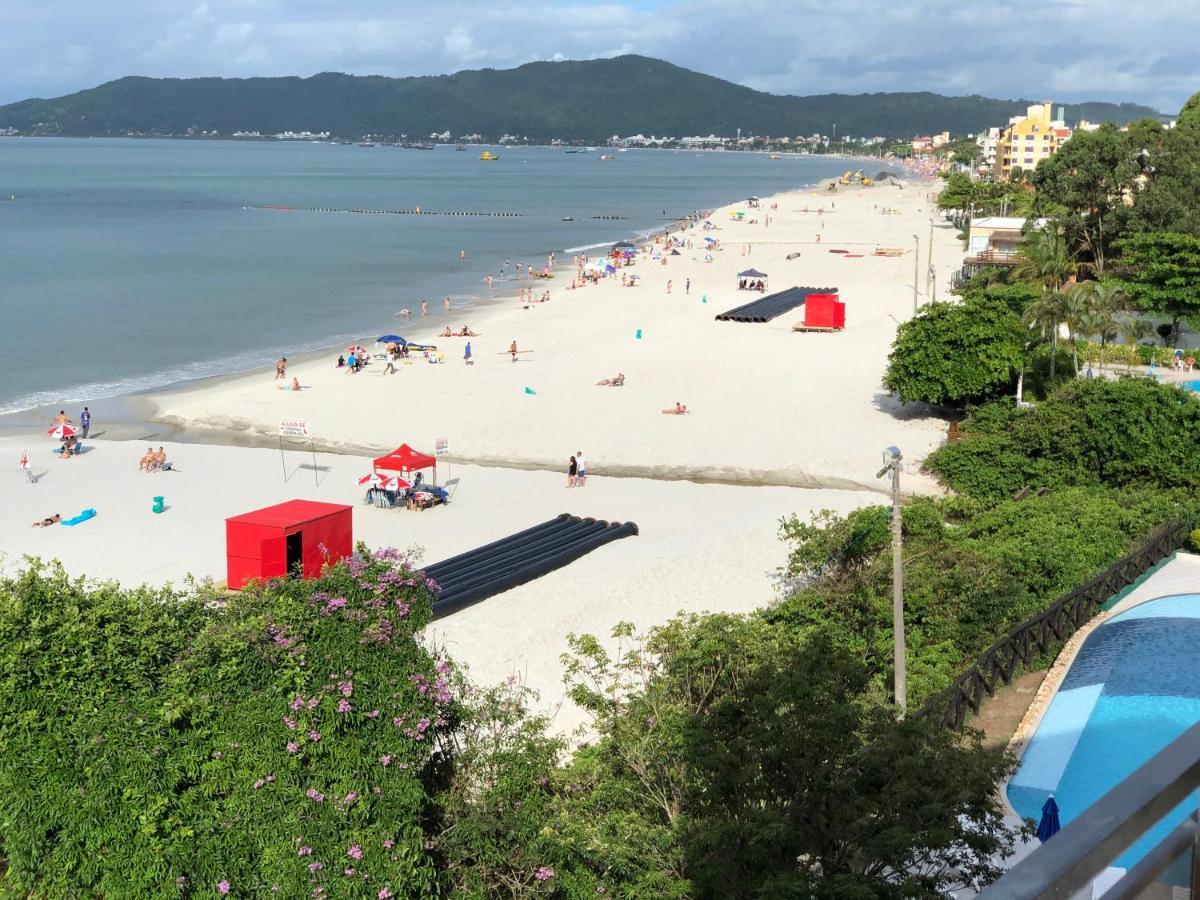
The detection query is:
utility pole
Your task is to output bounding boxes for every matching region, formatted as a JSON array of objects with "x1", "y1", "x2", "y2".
[
  {"x1": 877, "y1": 447, "x2": 906, "y2": 715},
  {"x1": 926, "y1": 218, "x2": 934, "y2": 296},
  {"x1": 912, "y1": 234, "x2": 920, "y2": 313}
]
